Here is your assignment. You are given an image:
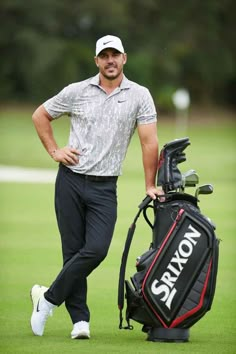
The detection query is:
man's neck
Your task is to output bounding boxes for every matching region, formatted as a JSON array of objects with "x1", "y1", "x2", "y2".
[{"x1": 99, "y1": 73, "x2": 124, "y2": 94}]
